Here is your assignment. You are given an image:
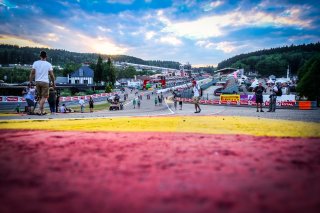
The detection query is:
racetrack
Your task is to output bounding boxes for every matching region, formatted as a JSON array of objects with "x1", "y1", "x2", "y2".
[{"x1": 1, "y1": 94, "x2": 320, "y2": 213}]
